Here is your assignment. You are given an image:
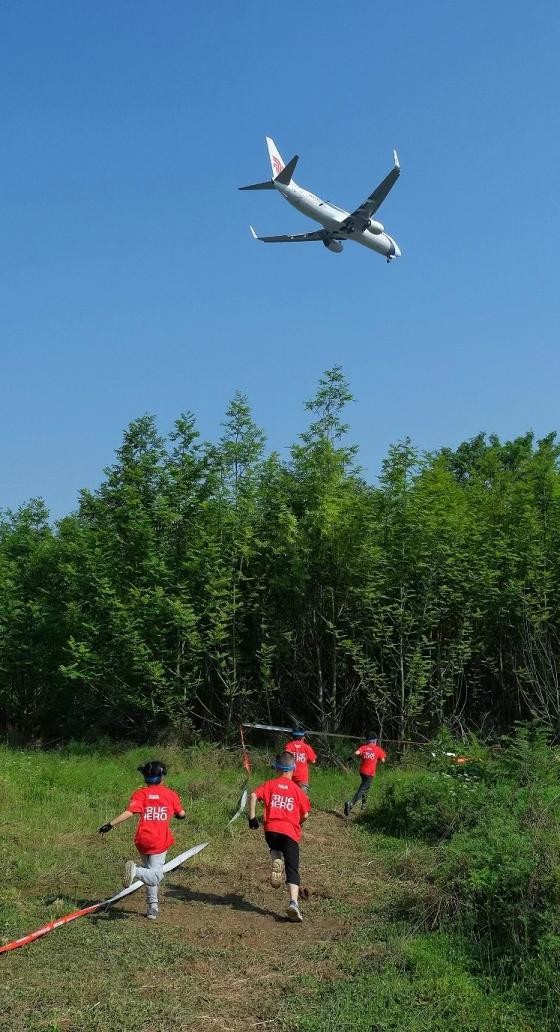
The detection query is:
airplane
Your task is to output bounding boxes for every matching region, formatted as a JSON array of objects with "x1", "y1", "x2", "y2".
[{"x1": 240, "y1": 137, "x2": 401, "y2": 263}]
